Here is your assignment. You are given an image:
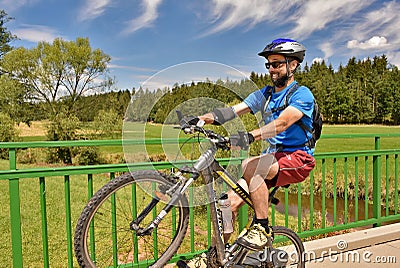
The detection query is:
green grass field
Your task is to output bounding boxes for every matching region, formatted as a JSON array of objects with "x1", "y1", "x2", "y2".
[
  {"x1": 316, "y1": 124, "x2": 400, "y2": 152},
  {"x1": 16, "y1": 122, "x2": 400, "y2": 161},
  {"x1": 1, "y1": 122, "x2": 399, "y2": 267}
]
